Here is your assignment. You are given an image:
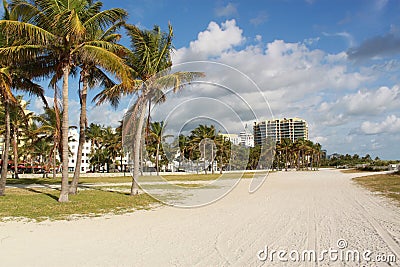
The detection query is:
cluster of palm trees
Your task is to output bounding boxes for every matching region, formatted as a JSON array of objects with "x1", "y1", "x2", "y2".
[
  {"x1": 274, "y1": 138, "x2": 322, "y2": 171},
  {"x1": 176, "y1": 124, "x2": 231, "y2": 175},
  {"x1": 0, "y1": 0, "x2": 200, "y2": 201},
  {"x1": 85, "y1": 123, "x2": 123, "y2": 173}
]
